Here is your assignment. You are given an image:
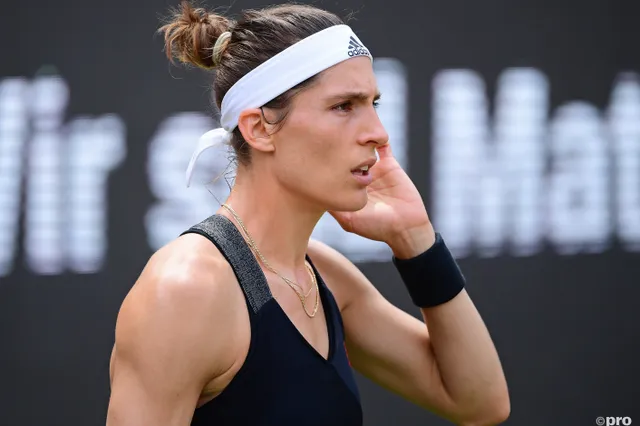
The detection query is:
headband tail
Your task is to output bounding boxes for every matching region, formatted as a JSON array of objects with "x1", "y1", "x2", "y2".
[{"x1": 185, "y1": 128, "x2": 232, "y2": 187}]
